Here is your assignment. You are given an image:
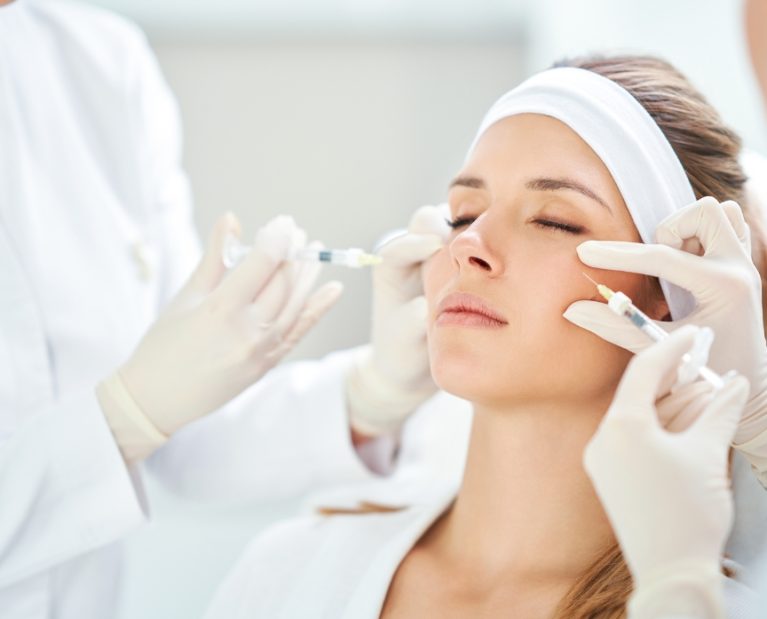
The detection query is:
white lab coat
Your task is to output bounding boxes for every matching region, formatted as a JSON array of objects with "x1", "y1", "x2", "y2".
[
  {"x1": 203, "y1": 478, "x2": 759, "y2": 619},
  {"x1": 0, "y1": 1, "x2": 429, "y2": 616},
  {"x1": 0, "y1": 0, "x2": 197, "y2": 616}
]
